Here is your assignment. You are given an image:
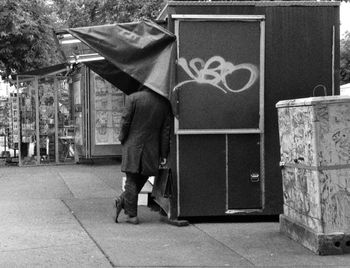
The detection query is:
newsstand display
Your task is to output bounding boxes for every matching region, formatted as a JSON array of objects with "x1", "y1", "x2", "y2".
[
  {"x1": 16, "y1": 64, "x2": 76, "y2": 166},
  {"x1": 69, "y1": 64, "x2": 126, "y2": 161}
]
